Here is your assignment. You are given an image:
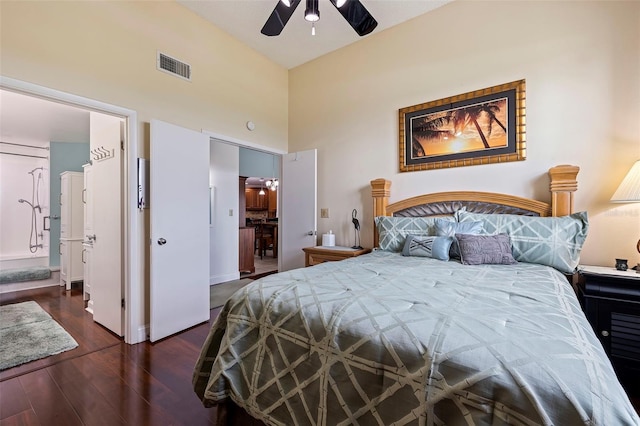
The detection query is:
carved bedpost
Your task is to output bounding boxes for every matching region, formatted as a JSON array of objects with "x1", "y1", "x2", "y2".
[
  {"x1": 371, "y1": 179, "x2": 391, "y2": 248},
  {"x1": 549, "y1": 165, "x2": 579, "y2": 216}
]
